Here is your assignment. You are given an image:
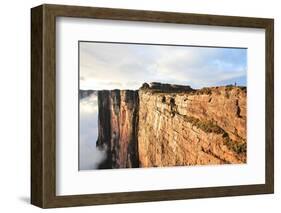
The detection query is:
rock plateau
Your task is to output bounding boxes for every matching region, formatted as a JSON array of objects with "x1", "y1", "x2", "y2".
[{"x1": 92, "y1": 82, "x2": 247, "y2": 169}]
